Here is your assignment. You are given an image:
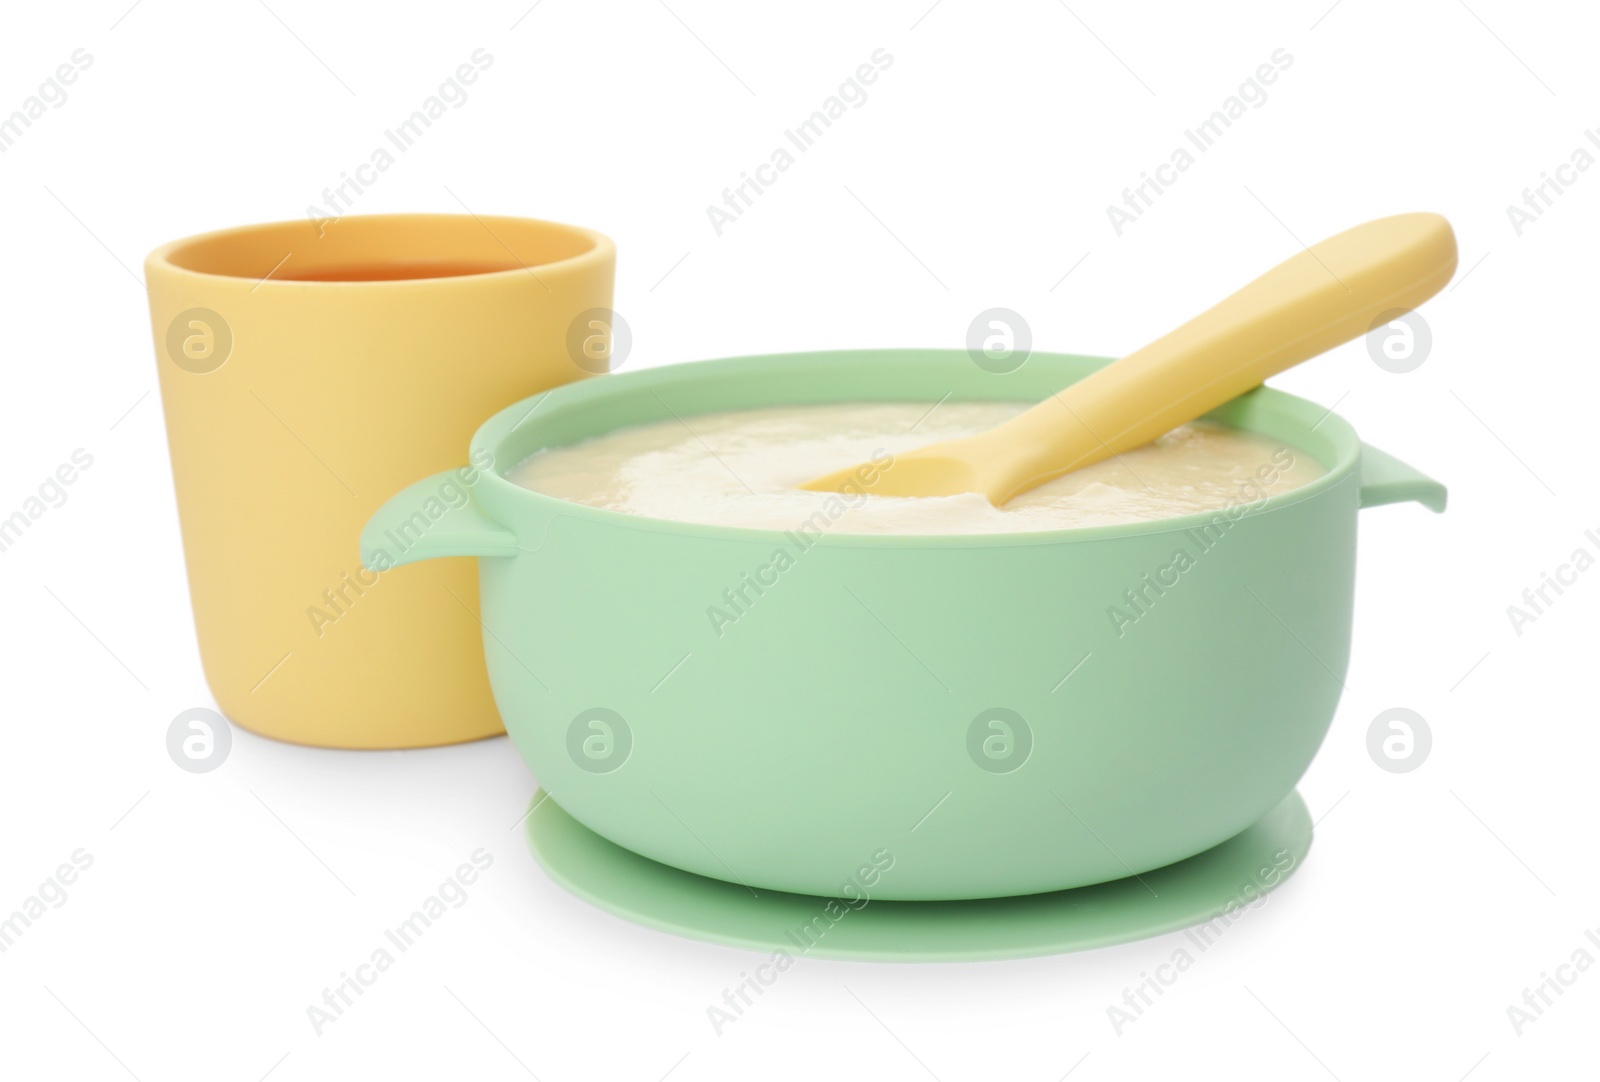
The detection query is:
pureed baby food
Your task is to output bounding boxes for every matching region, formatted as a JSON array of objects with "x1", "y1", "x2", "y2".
[{"x1": 506, "y1": 402, "x2": 1323, "y2": 535}]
